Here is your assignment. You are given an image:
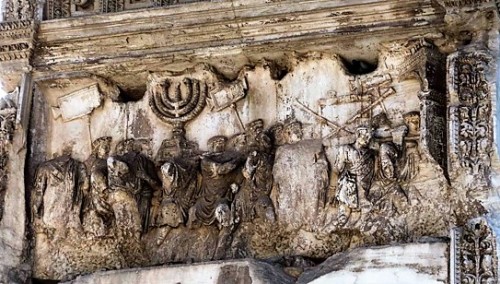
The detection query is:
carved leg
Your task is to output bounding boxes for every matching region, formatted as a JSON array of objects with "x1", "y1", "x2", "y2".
[{"x1": 213, "y1": 226, "x2": 233, "y2": 260}]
